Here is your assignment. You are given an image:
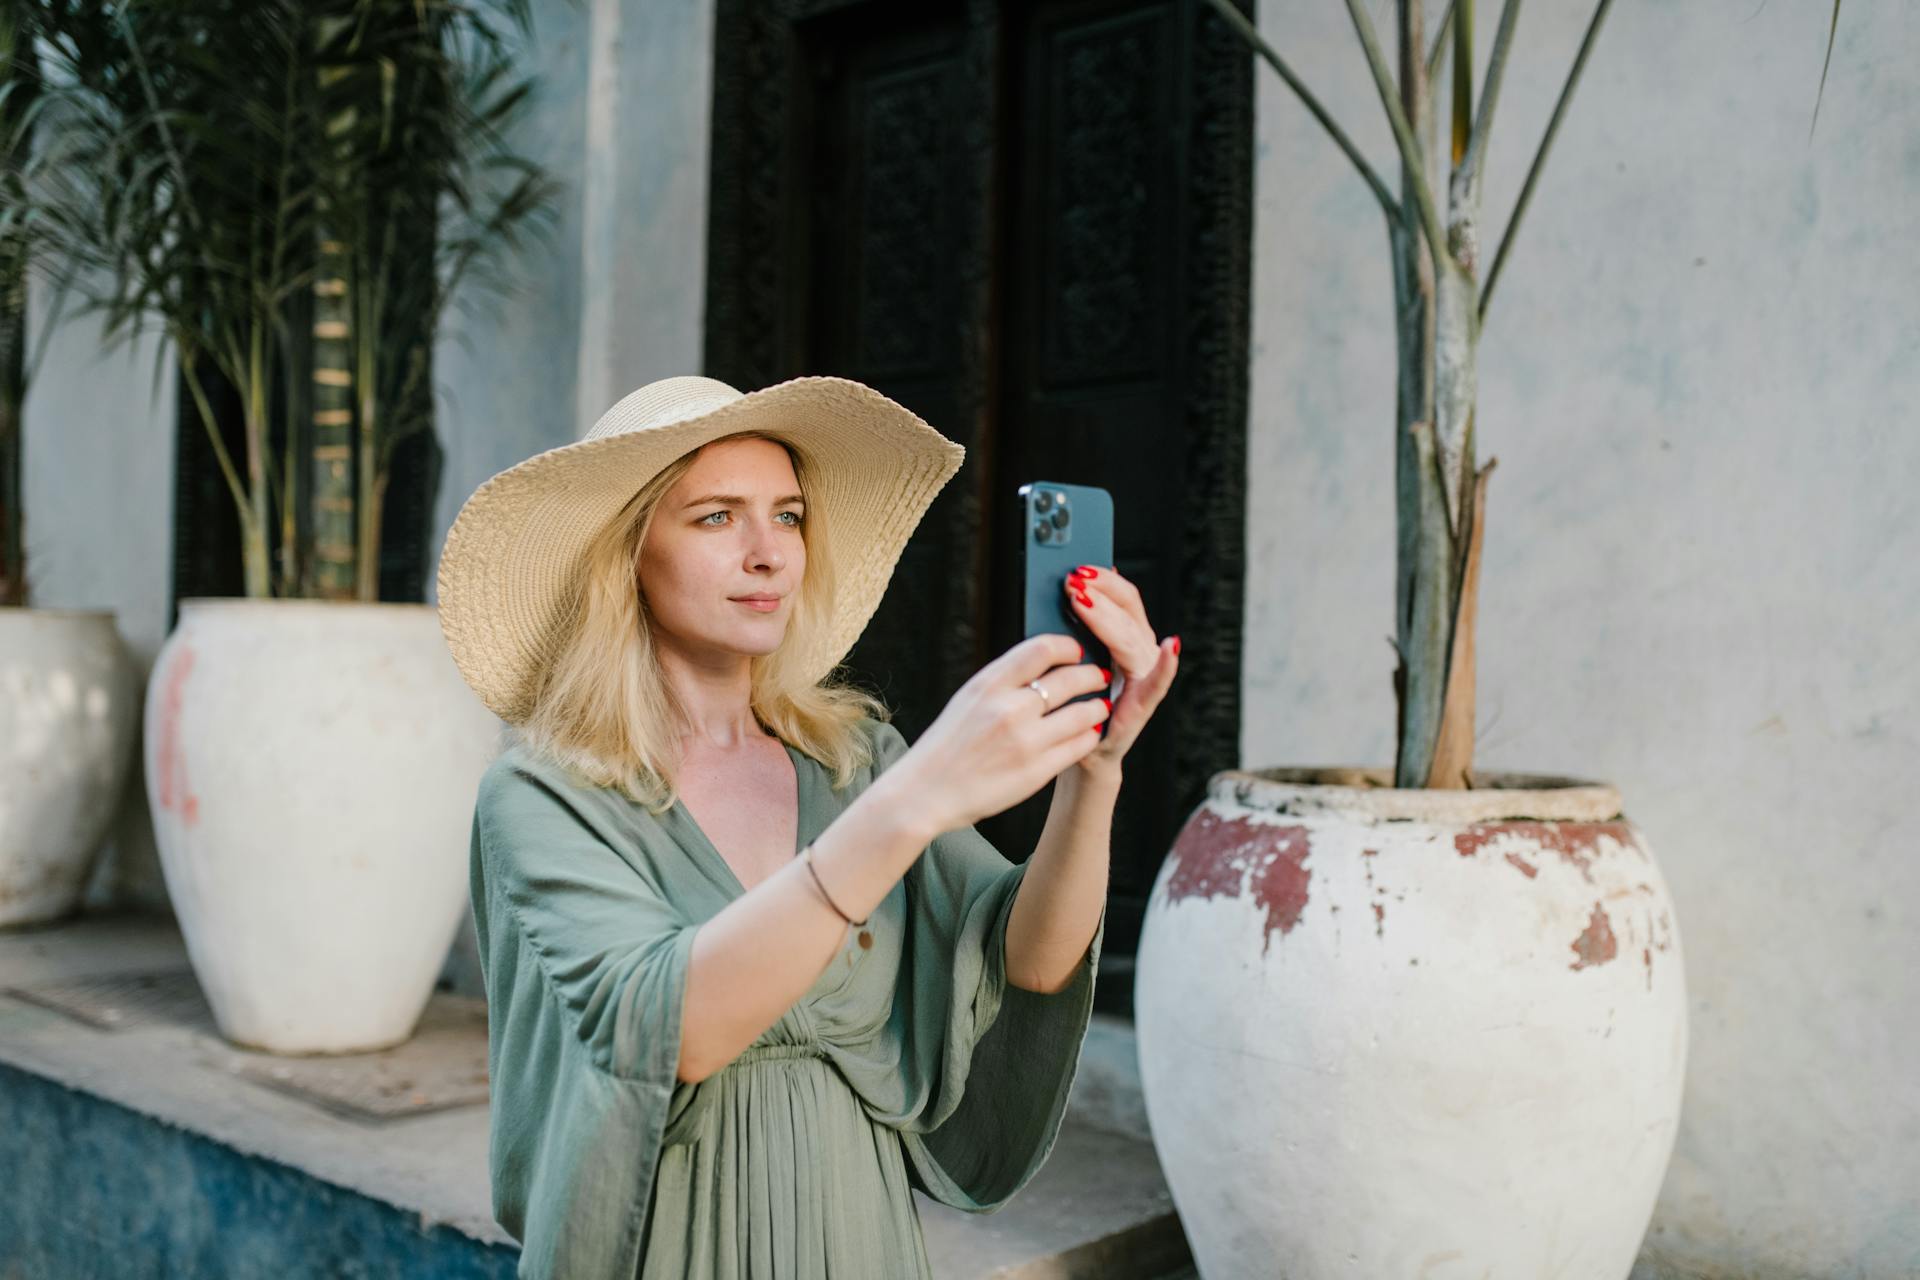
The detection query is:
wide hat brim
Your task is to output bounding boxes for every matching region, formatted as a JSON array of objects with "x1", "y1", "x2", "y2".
[{"x1": 435, "y1": 374, "x2": 965, "y2": 725}]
